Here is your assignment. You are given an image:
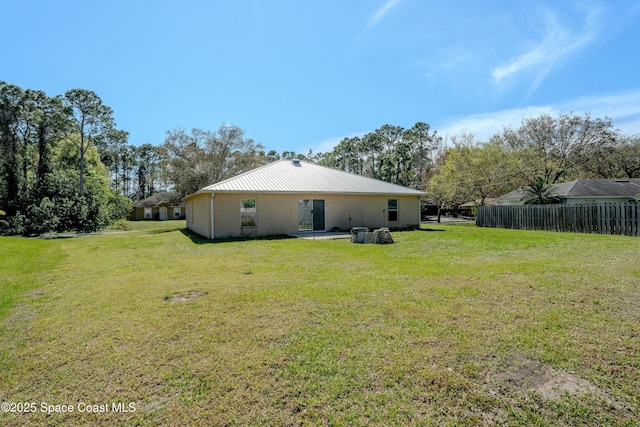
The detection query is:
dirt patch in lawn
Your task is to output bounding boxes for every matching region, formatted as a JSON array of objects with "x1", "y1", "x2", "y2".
[
  {"x1": 165, "y1": 290, "x2": 209, "y2": 303},
  {"x1": 3, "y1": 304, "x2": 37, "y2": 330},
  {"x1": 491, "y1": 354, "x2": 612, "y2": 404}
]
